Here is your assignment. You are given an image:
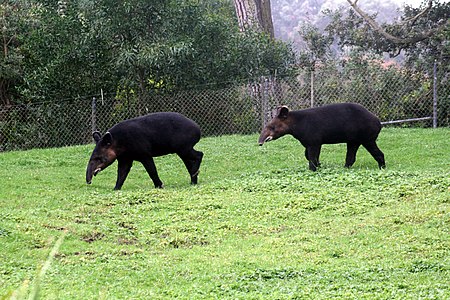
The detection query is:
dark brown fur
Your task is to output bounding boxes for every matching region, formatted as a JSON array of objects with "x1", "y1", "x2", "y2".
[
  {"x1": 259, "y1": 103, "x2": 385, "y2": 171},
  {"x1": 86, "y1": 112, "x2": 203, "y2": 190}
]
